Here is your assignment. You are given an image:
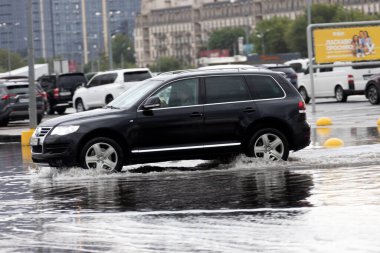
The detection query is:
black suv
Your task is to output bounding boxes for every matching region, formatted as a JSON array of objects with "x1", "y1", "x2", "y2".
[
  {"x1": 31, "y1": 69, "x2": 310, "y2": 171},
  {"x1": 38, "y1": 73, "x2": 86, "y2": 115},
  {"x1": 261, "y1": 64, "x2": 298, "y2": 89},
  {"x1": 0, "y1": 80, "x2": 45, "y2": 126}
]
